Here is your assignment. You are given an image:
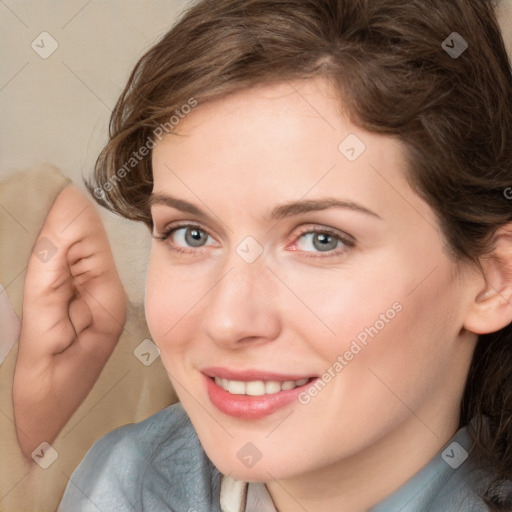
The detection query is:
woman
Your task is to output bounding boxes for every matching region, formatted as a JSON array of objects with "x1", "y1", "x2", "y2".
[{"x1": 23, "y1": 0, "x2": 512, "y2": 510}]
